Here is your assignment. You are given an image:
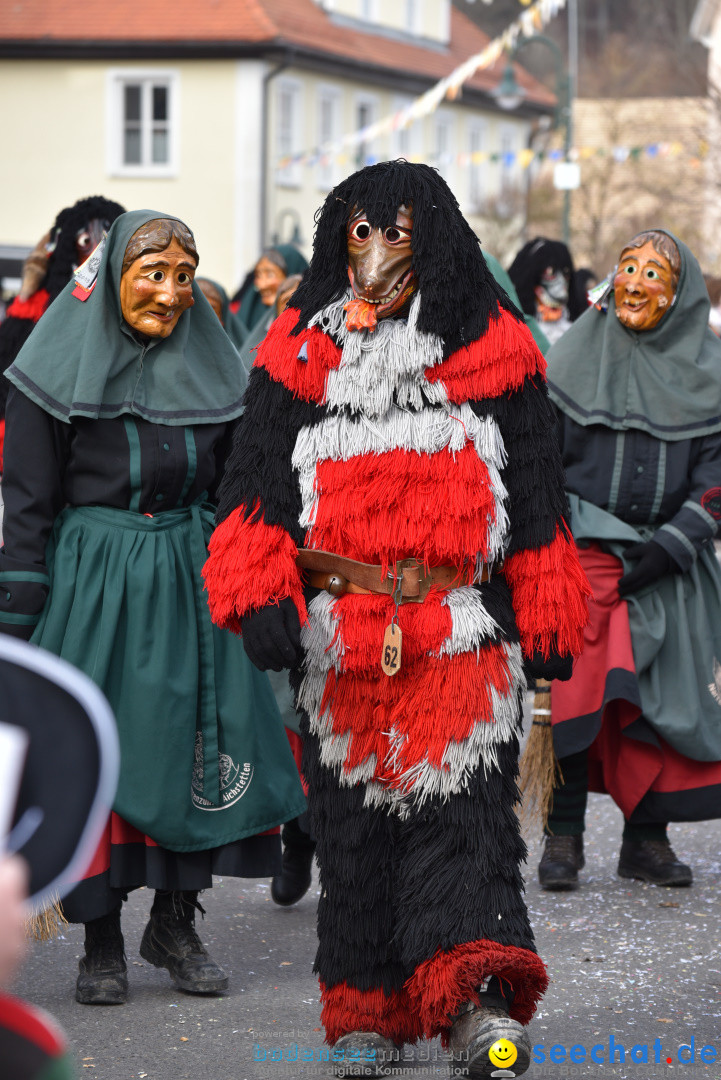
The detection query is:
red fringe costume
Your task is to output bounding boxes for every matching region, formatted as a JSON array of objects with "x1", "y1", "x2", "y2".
[{"x1": 204, "y1": 170, "x2": 589, "y2": 1047}]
